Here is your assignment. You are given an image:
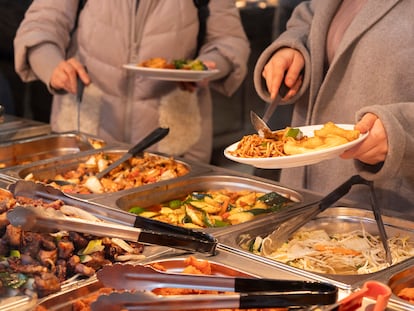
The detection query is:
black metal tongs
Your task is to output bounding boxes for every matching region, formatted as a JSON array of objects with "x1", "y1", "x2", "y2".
[
  {"x1": 261, "y1": 175, "x2": 392, "y2": 264},
  {"x1": 89, "y1": 263, "x2": 338, "y2": 310},
  {"x1": 8, "y1": 180, "x2": 217, "y2": 254}
]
